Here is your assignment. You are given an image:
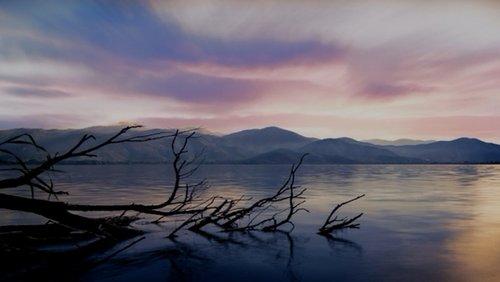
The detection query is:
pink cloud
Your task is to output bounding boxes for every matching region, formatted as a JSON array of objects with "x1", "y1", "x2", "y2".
[
  {"x1": 404, "y1": 116, "x2": 500, "y2": 142},
  {"x1": 0, "y1": 113, "x2": 98, "y2": 130},
  {"x1": 2, "y1": 0, "x2": 500, "y2": 145},
  {"x1": 360, "y1": 82, "x2": 434, "y2": 100}
]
